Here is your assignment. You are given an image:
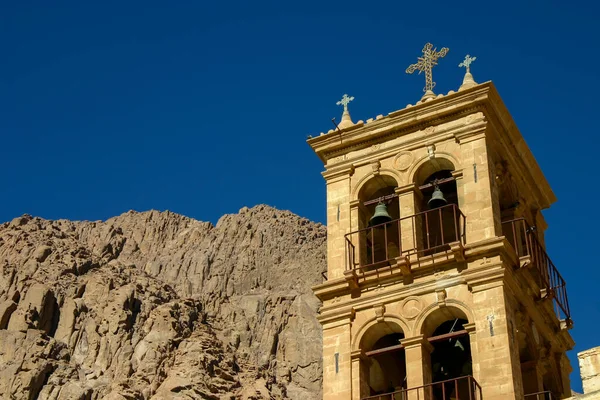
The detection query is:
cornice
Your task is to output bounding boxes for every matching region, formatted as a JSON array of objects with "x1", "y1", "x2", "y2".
[
  {"x1": 307, "y1": 83, "x2": 493, "y2": 164},
  {"x1": 317, "y1": 305, "x2": 355, "y2": 327}
]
